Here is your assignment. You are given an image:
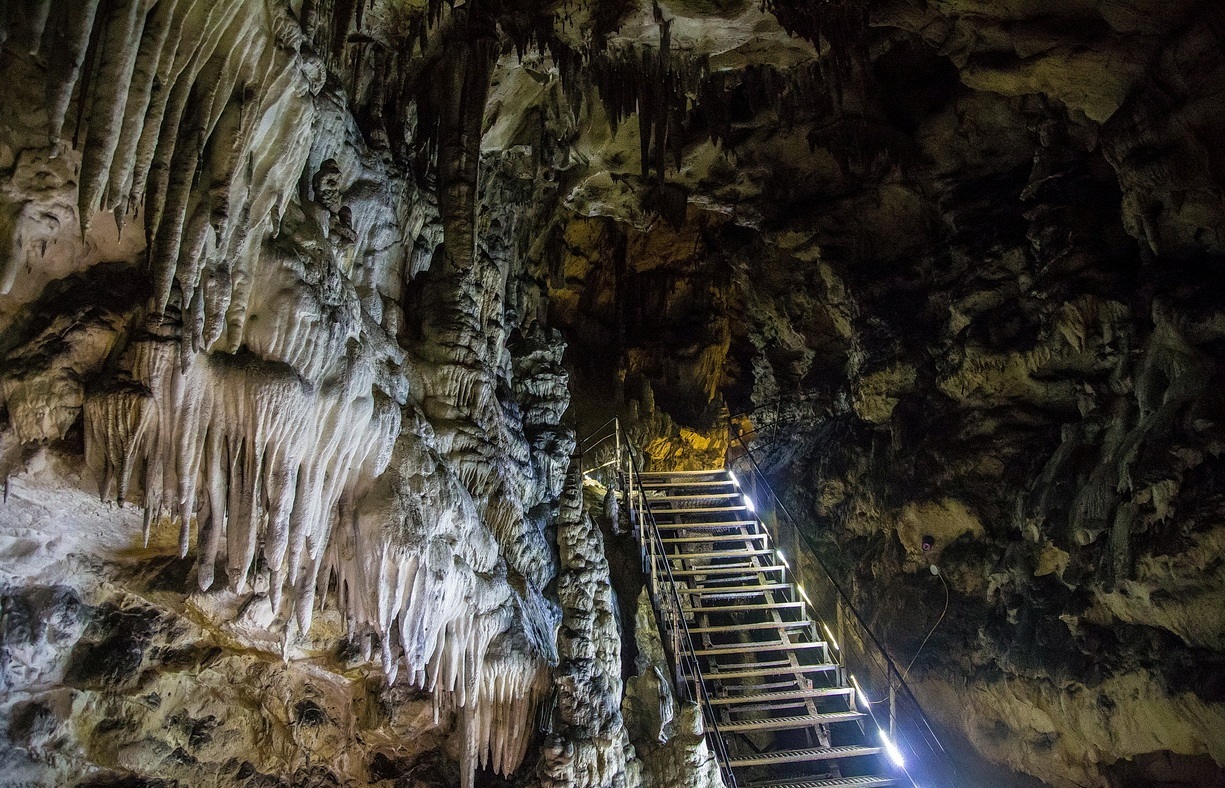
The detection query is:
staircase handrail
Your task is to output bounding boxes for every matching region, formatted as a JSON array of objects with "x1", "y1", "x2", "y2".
[
  {"x1": 578, "y1": 417, "x2": 739, "y2": 788},
  {"x1": 727, "y1": 418, "x2": 962, "y2": 783},
  {"x1": 625, "y1": 441, "x2": 741, "y2": 788}
]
